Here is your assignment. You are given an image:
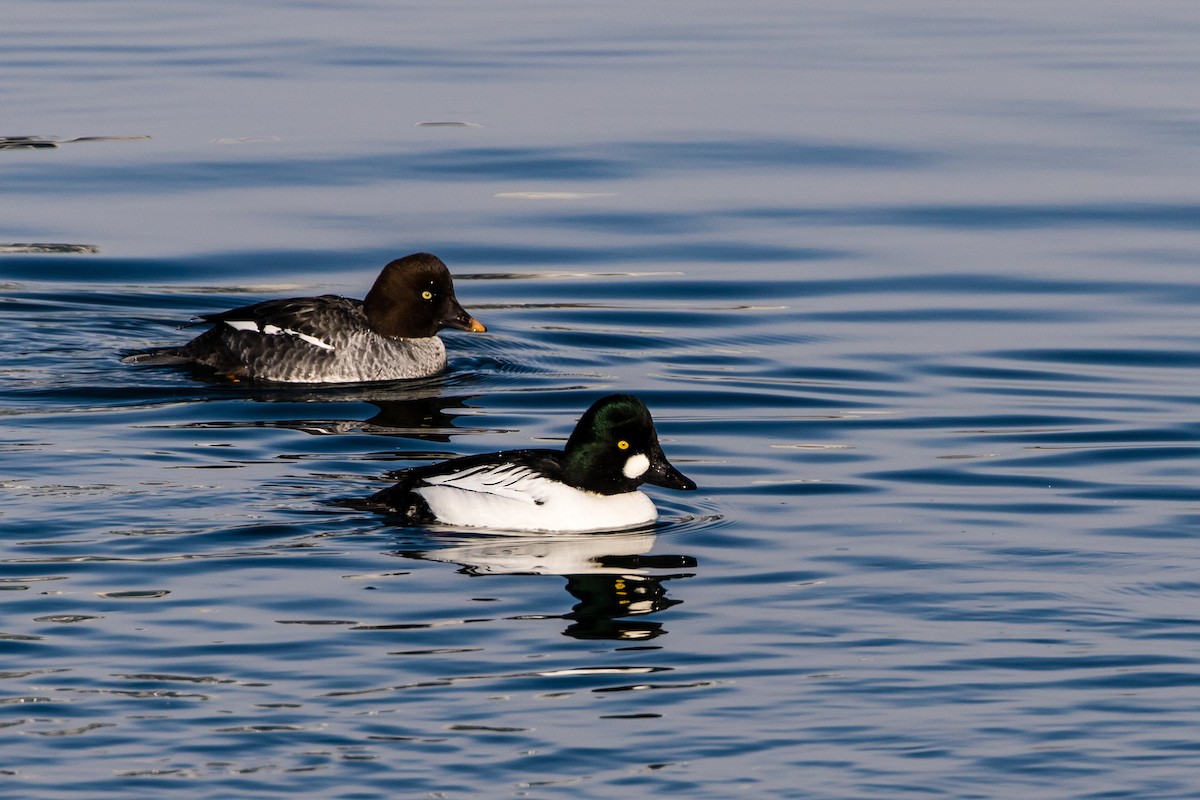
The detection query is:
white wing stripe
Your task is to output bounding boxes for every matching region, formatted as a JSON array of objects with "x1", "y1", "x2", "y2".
[
  {"x1": 222, "y1": 319, "x2": 335, "y2": 351},
  {"x1": 291, "y1": 330, "x2": 336, "y2": 350}
]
